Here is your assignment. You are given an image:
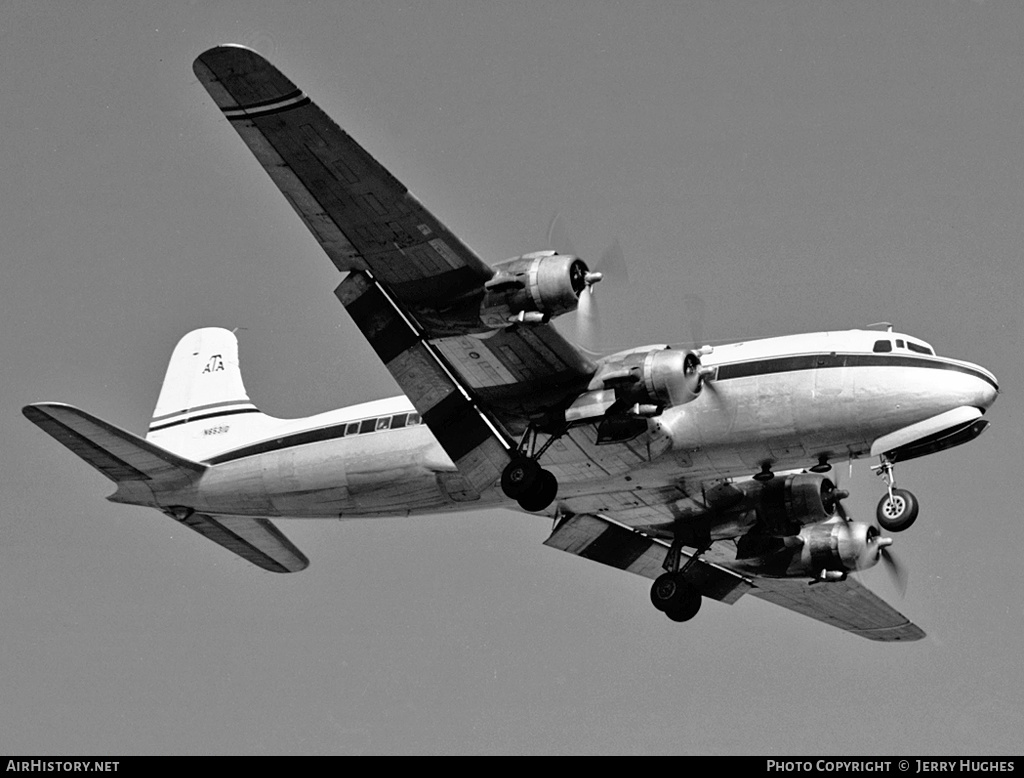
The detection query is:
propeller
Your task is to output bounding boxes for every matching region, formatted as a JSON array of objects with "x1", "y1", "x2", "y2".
[
  {"x1": 547, "y1": 212, "x2": 626, "y2": 353},
  {"x1": 879, "y1": 543, "x2": 908, "y2": 596},
  {"x1": 867, "y1": 526, "x2": 907, "y2": 596},
  {"x1": 822, "y1": 476, "x2": 852, "y2": 522}
]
